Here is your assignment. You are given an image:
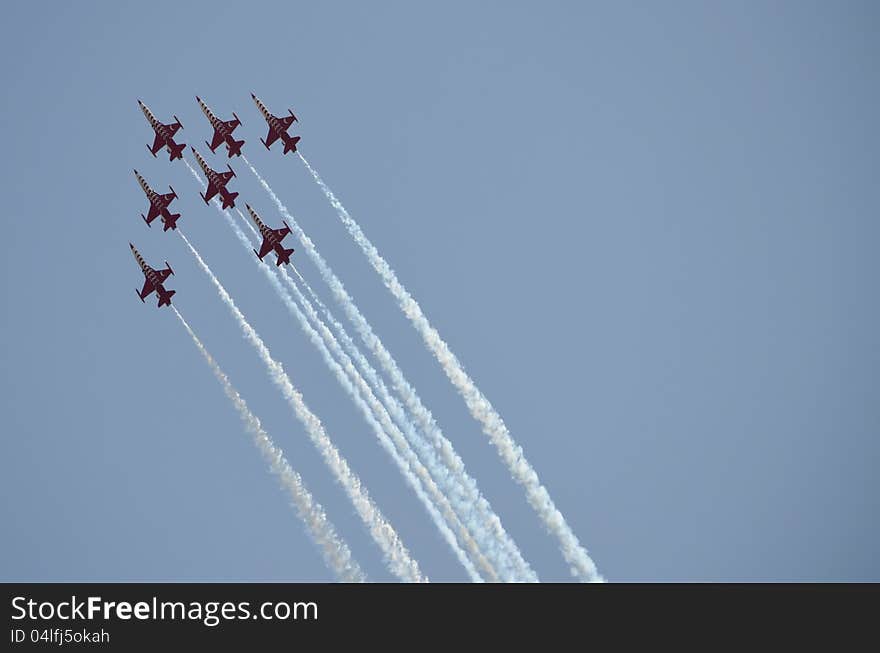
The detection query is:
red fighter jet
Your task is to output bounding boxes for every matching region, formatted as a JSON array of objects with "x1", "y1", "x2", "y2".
[
  {"x1": 197, "y1": 96, "x2": 245, "y2": 158},
  {"x1": 134, "y1": 169, "x2": 180, "y2": 231},
  {"x1": 251, "y1": 93, "x2": 301, "y2": 154},
  {"x1": 246, "y1": 204, "x2": 294, "y2": 266},
  {"x1": 131, "y1": 243, "x2": 175, "y2": 308},
  {"x1": 191, "y1": 147, "x2": 239, "y2": 210},
  {"x1": 138, "y1": 100, "x2": 185, "y2": 161}
]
